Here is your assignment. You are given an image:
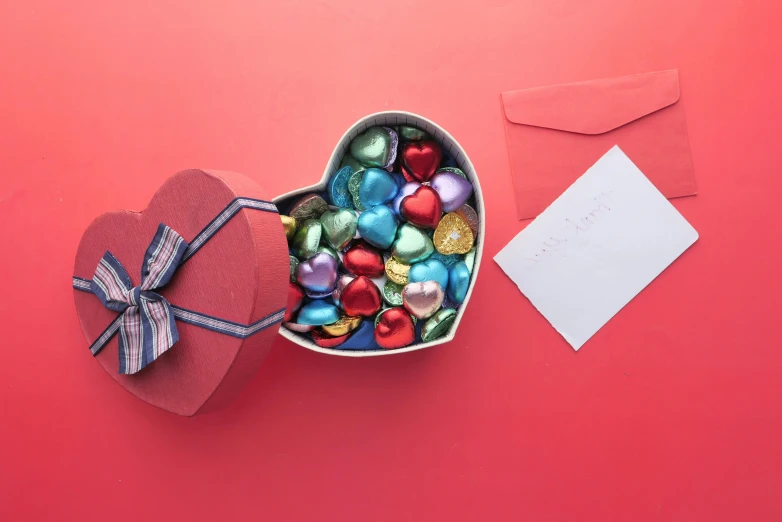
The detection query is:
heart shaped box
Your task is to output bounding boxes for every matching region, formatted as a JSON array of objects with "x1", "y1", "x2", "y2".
[
  {"x1": 73, "y1": 169, "x2": 290, "y2": 416},
  {"x1": 73, "y1": 112, "x2": 482, "y2": 416},
  {"x1": 275, "y1": 111, "x2": 485, "y2": 357}
]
